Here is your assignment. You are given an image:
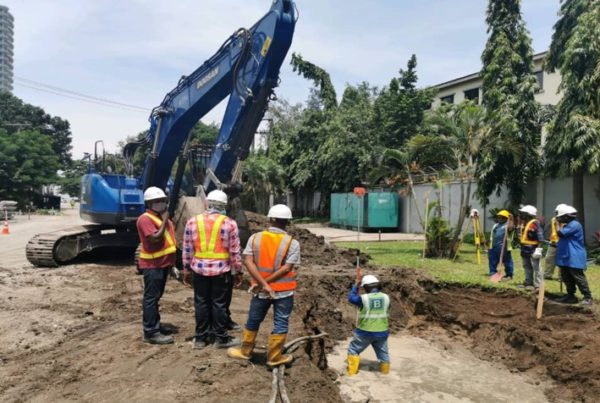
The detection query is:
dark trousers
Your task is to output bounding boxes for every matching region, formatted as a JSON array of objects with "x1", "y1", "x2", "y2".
[
  {"x1": 225, "y1": 272, "x2": 235, "y2": 326},
  {"x1": 560, "y1": 266, "x2": 592, "y2": 299},
  {"x1": 193, "y1": 271, "x2": 230, "y2": 342},
  {"x1": 142, "y1": 268, "x2": 169, "y2": 336}
]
